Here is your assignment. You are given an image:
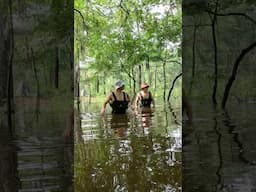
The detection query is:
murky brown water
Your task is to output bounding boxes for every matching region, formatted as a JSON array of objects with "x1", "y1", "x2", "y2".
[
  {"x1": 183, "y1": 102, "x2": 256, "y2": 192},
  {"x1": 0, "y1": 110, "x2": 73, "y2": 192},
  {"x1": 75, "y1": 102, "x2": 182, "y2": 192}
]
